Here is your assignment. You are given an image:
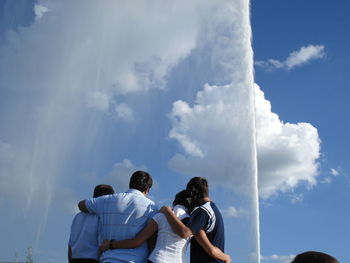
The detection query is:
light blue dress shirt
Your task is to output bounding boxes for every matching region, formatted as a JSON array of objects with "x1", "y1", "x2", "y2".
[
  {"x1": 86, "y1": 189, "x2": 158, "y2": 263},
  {"x1": 68, "y1": 212, "x2": 101, "y2": 260}
]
